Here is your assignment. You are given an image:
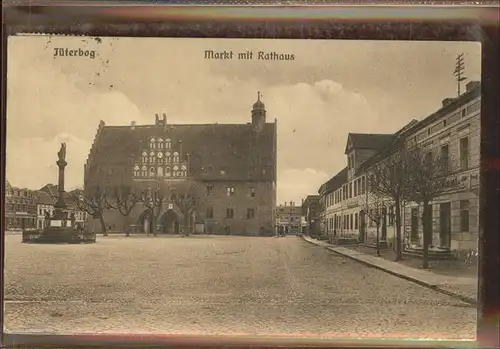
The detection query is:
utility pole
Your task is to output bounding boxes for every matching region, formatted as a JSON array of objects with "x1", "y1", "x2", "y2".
[{"x1": 453, "y1": 53, "x2": 467, "y2": 97}]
